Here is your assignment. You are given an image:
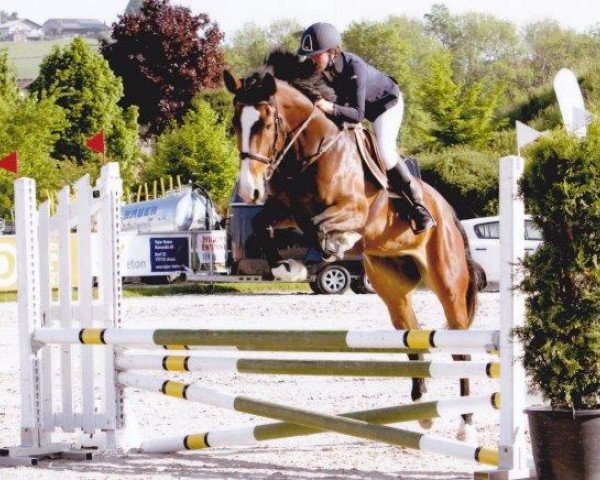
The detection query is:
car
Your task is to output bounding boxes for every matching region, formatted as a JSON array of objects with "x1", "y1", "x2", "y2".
[{"x1": 460, "y1": 215, "x2": 542, "y2": 286}]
